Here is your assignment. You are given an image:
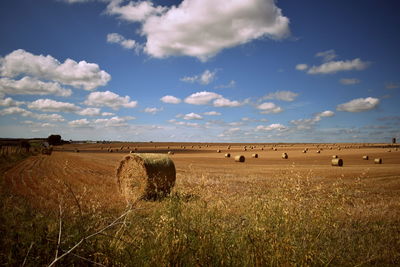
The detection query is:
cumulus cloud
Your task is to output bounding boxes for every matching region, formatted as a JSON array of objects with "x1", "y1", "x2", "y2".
[
  {"x1": 203, "y1": 111, "x2": 221, "y2": 116},
  {"x1": 213, "y1": 97, "x2": 242, "y2": 107},
  {"x1": 28, "y1": 99, "x2": 80, "y2": 113},
  {"x1": 184, "y1": 91, "x2": 221, "y2": 105},
  {"x1": 261, "y1": 90, "x2": 299, "y2": 102},
  {"x1": 339, "y1": 78, "x2": 360, "y2": 85},
  {"x1": 0, "y1": 106, "x2": 65, "y2": 121},
  {"x1": 0, "y1": 49, "x2": 111, "y2": 90},
  {"x1": 160, "y1": 95, "x2": 181, "y2": 104},
  {"x1": 290, "y1": 110, "x2": 335, "y2": 130},
  {"x1": 144, "y1": 107, "x2": 163, "y2": 114},
  {"x1": 76, "y1": 108, "x2": 101, "y2": 116},
  {"x1": 256, "y1": 102, "x2": 283, "y2": 114},
  {"x1": 107, "y1": 0, "x2": 290, "y2": 61},
  {"x1": 107, "y1": 33, "x2": 140, "y2": 51},
  {"x1": 0, "y1": 77, "x2": 72, "y2": 97},
  {"x1": 84, "y1": 90, "x2": 137, "y2": 110},
  {"x1": 295, "y1": 64, "x2": 308, "y2": 71},
  {"x1": 256, "y1": 123, "x2": 286, "y2": 131},
  {"x1": 315, "y1": 49, "x2": 337, "y2": 62},
  {"x1": 0, "y1": 97, "x2": 24, "y2": 107},
  {"x1": 181, "y1": 70, "x2": 216, "y2": 85},
  {"x1": 183, "y1": 112, "x2": 203, "y2": 120},
  {"x1": 307, "y1": 58, "x2": 370, "y2": 74},
  {"x1": 68, "y1": 118, "x2": 91, "y2": 127},
  {"x1": 337, "y1": 97, "x2": 380, "y2": 112},
  {"x1": 94, "y1": 116, "x2": 133, "y2": 127},
  {"x1": 168, "y1": 119, "x2": 200, "y2": 127}
]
